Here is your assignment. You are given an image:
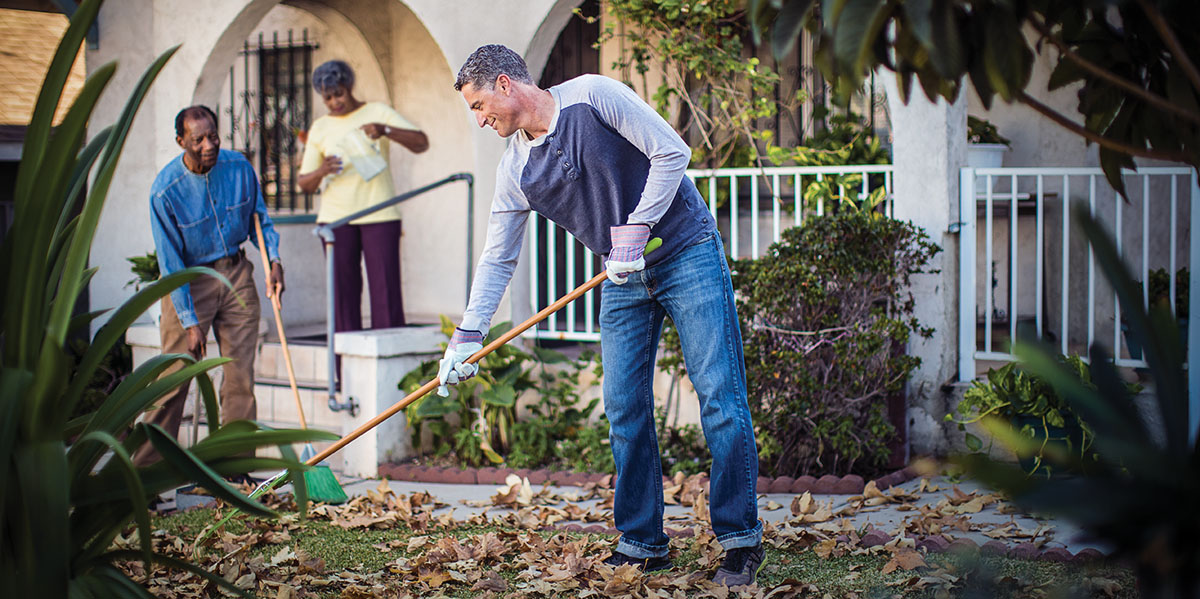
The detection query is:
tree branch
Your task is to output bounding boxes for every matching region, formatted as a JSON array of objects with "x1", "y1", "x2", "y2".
[
  {"x1": 1028, "y1": 16, "x2": 1200, "y2": 126},
  {"x1": 1137, "y1": 0, "x2": 1200, "y2": 93},
  {"x1": 1016, "y1": 90, "x2": 1192, "y2": 164}
]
